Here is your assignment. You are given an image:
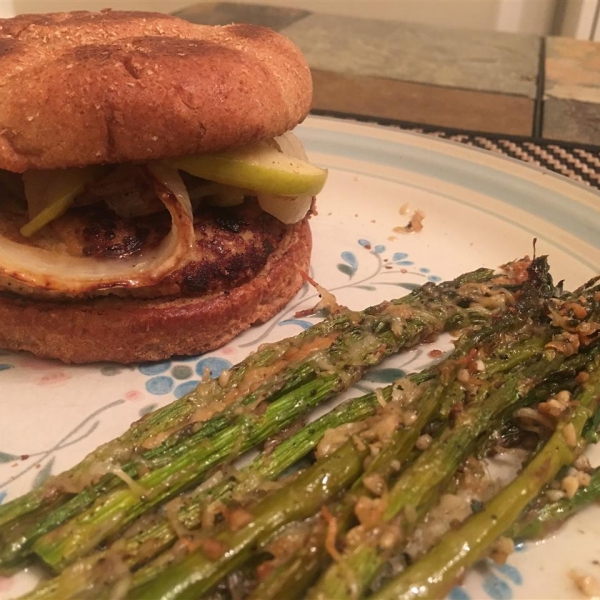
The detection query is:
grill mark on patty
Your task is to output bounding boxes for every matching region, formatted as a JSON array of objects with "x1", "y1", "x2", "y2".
[
  {"x1": 180, "y1": 239, "x2": 275, "y2": 294},
  {"x1": 214, "y1": 212, "x2": 247, "y2": 233},
  {"x1": 80, "y1": 205, "x2": 153, "y2": 258}
]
